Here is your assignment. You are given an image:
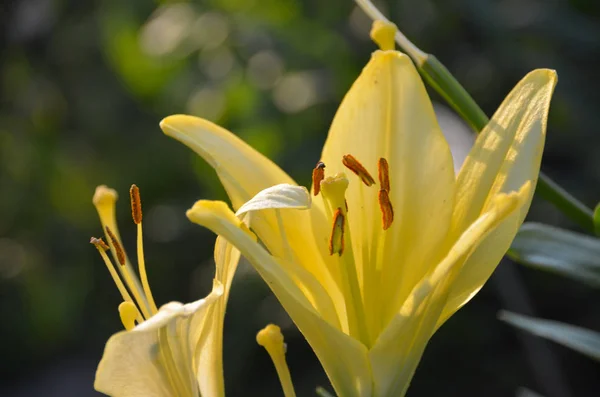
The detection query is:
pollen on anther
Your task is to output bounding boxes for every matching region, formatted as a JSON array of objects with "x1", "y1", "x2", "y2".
[
  {"x1": 105, "y1": 226, "x2": 126, "y2": 265},
  {"x1": 378, "y1": 189, "x2": 394, "y2": 230},
  {"x1": 90, "y1": 237, "x2": 110, "y2": 251},
  {"x1": 130, "y1": 184, "x2": 142, "y2": 224},
  {"x1": 378, "y1": 158, "x2": 390, "y2": 192},
  {"x1": 342, "y1": 154, "x2": 375, "y2": 186},
  {"x1": 329, "y1": 208, "x2": 345, "y2": 256},
  {"x1": 312, "y1": 161, "x2": 326, "y2": 196}
]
